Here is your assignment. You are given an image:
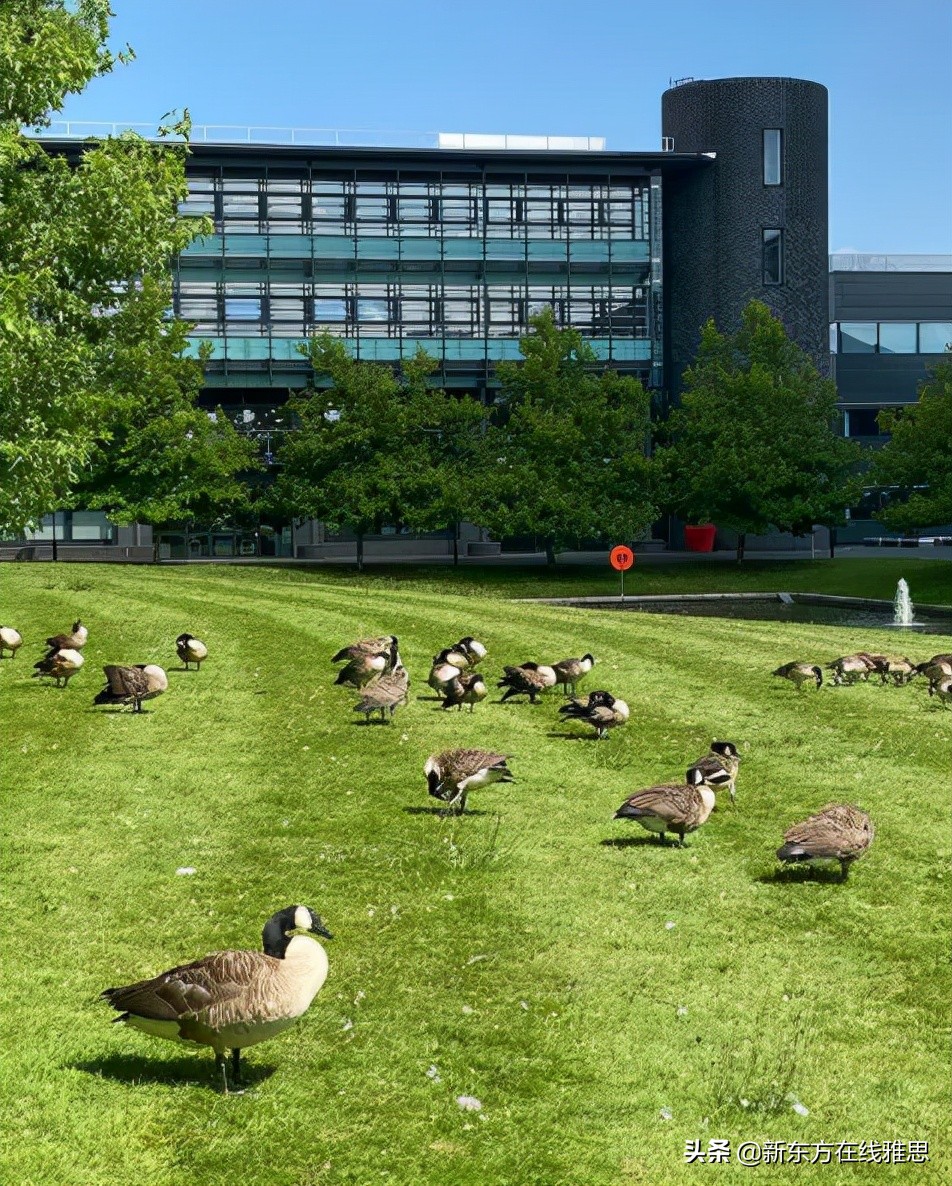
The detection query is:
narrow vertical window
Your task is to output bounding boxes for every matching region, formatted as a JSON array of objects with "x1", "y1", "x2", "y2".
[
  {"x1": 763, "y1": 128, "x2": 782, "y2": 185},
  {"x1": 763, "y1": 229, "x2": 783, "y2": 285}
]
